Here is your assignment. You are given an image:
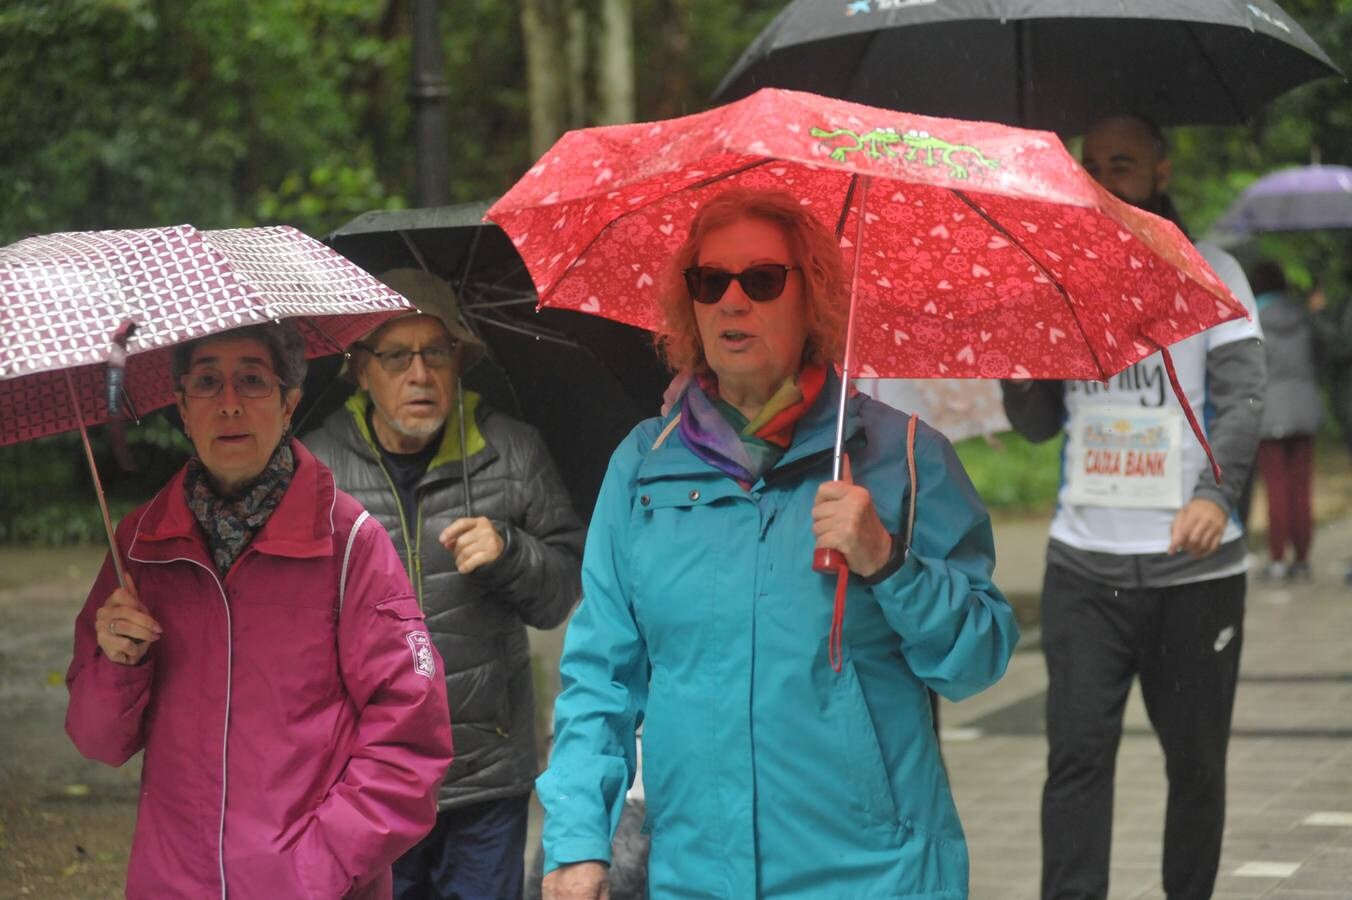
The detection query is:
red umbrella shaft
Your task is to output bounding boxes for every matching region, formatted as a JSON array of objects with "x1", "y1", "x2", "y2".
[{"x1": 64, "y1": 370, "x2": 127, "y2": 589}]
